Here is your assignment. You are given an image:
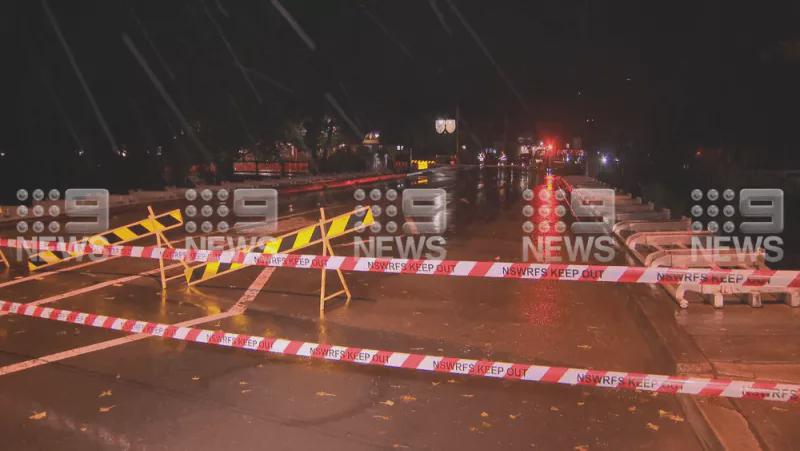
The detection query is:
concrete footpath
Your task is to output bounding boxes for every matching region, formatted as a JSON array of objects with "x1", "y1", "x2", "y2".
[
  {"x1": 561, "y1": 174, "x2": 799, "y2": 450},
  {"x1": 630, "y1": 284, "x2": 800, "y2": 450}
]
